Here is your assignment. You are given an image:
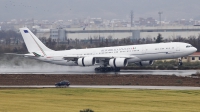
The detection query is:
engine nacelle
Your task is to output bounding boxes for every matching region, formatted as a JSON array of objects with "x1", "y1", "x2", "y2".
[
  {"x1": 77, "y1": 57, "x2": 95, "y2": 66},
  {"x1": 109, "y1": 58, "x2": 128, "y2": 67},
  {"x1": 135, "y1": 60, "x2": 154, "y2": 66}
]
